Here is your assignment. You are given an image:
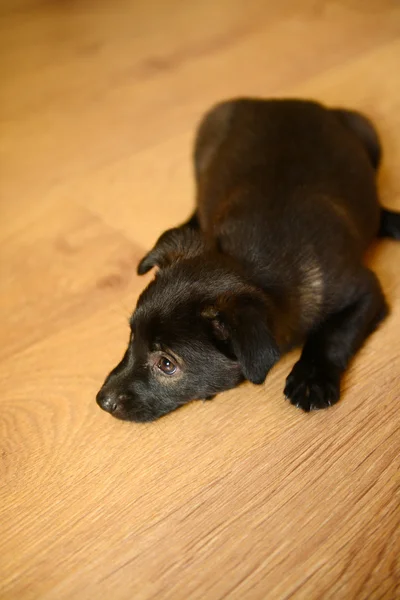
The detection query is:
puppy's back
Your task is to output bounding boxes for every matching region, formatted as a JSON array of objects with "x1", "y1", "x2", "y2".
[{"x1": 195, "y1": 98, "x2": 380, "y2": 261}]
